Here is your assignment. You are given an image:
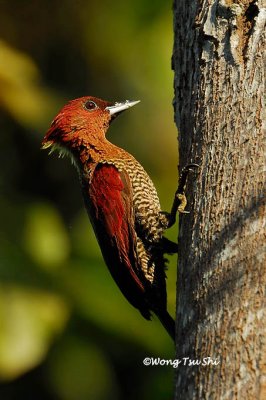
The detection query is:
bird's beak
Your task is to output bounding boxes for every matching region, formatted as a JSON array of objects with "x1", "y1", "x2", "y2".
[{"x1": 106, "y1": 100, "x2": 140, "y2": 116}]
